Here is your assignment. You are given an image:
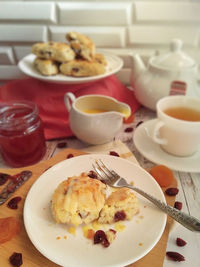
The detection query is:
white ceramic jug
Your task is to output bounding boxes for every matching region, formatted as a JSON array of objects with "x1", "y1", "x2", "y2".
[{"x1": 64, "y1": 93, "x2": 131, "y2": 145}]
